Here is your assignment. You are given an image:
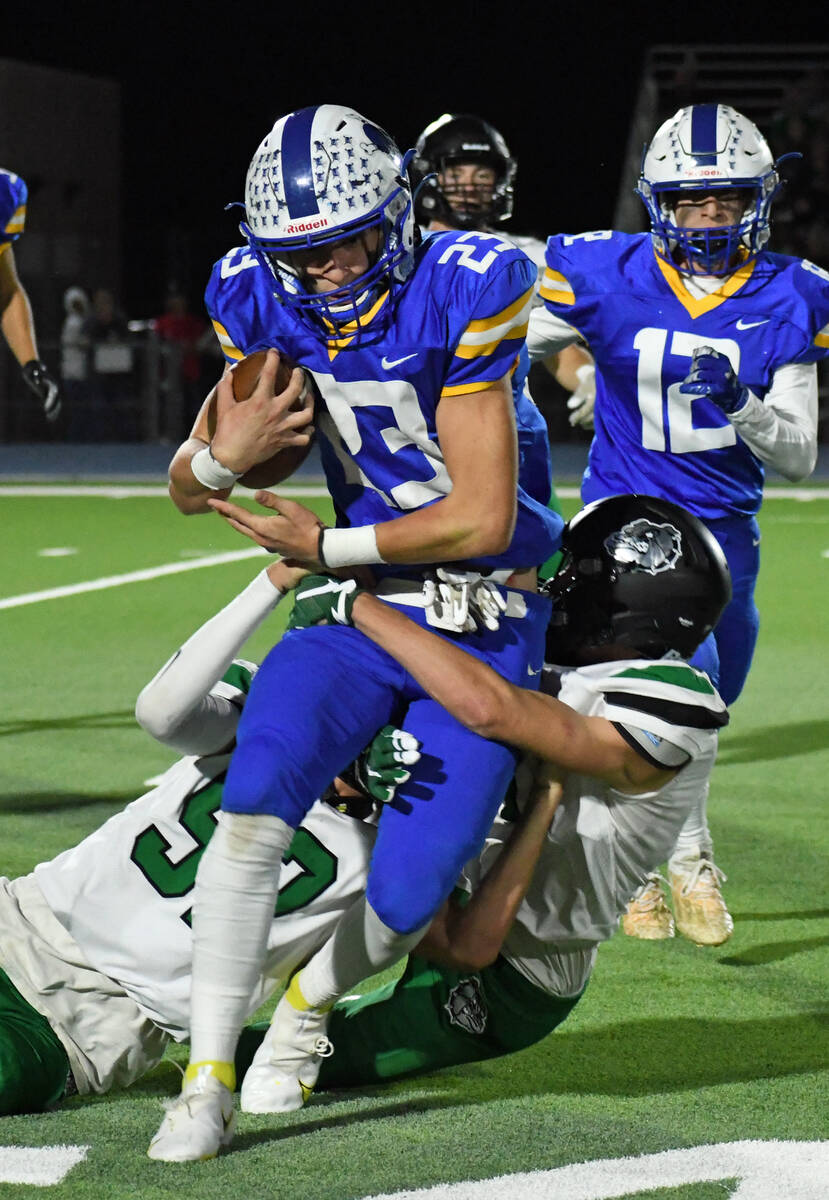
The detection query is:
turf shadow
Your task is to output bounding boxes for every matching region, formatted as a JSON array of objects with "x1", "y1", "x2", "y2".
[
  {"x1": 0, "y1": 789, "x2": 136, "y2": 814},
  {"x1": 476, "y1": 1011, "x2": 829, "y2": 1099},
  {"x1": 0, "y1": 710, "x2": 136, "y2": 738},
  {"x1": 733, "y1": 909, "x2": 829, "y2": 921},
  {"x1": 718, "y1": 934, "x2": 829, "y2": 966},
  {"x1": 717, "y1": 717, "x2": 829, "y2": 764}
]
